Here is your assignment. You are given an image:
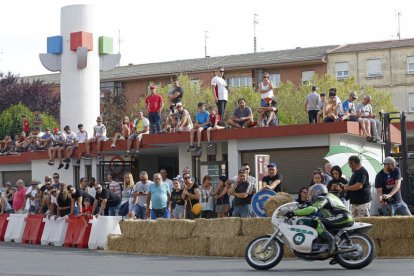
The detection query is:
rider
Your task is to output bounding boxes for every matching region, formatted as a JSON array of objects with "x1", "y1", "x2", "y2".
[{"x1": 285, "y1": 184, "x2": 354, "y2": 255}]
